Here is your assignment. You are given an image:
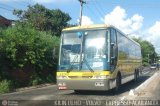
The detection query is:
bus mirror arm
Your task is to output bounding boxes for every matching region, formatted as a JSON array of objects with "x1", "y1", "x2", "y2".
[
  {"x1": 111, "y1": 56, "x2": 115, "y2": 60},
  {"x1": 111, "y1": 42, "x2": 115, "y2": 46}
]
